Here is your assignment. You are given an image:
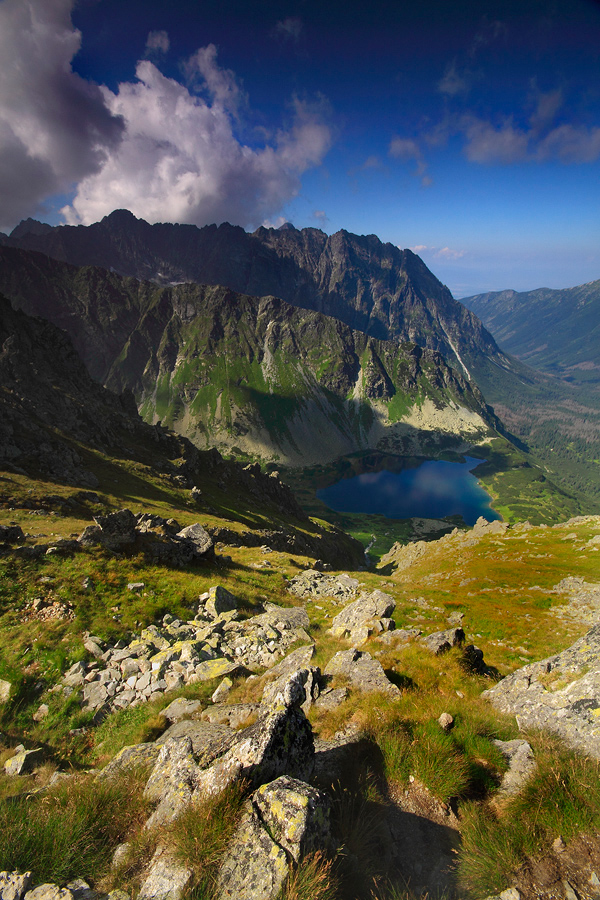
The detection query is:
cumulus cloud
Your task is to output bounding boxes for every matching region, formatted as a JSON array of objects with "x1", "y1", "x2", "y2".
[
  {"x1": 145, "y1": 30, "x2": 170, "y2": 55},
  {"x1": 182, "y1": 43, "x2": 243, "y2": 113},
  {"x1": 62, "y1": 57, "x2": 333, "y2": 228},
  {"x1": 0, "y1": 0, "x2": 124, "y2": 232},
  {"x1": 0, "y1": 0, "x2": 332, "y2": 232},
  {"x1": 389, "y1": 137, "x2": 432, "y2": 186}
]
